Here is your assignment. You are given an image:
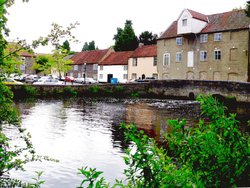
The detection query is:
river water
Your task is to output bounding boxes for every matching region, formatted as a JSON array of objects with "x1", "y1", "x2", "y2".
[{"x1": 5, "y1": 98, "x2": 249, "y2": 187}]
